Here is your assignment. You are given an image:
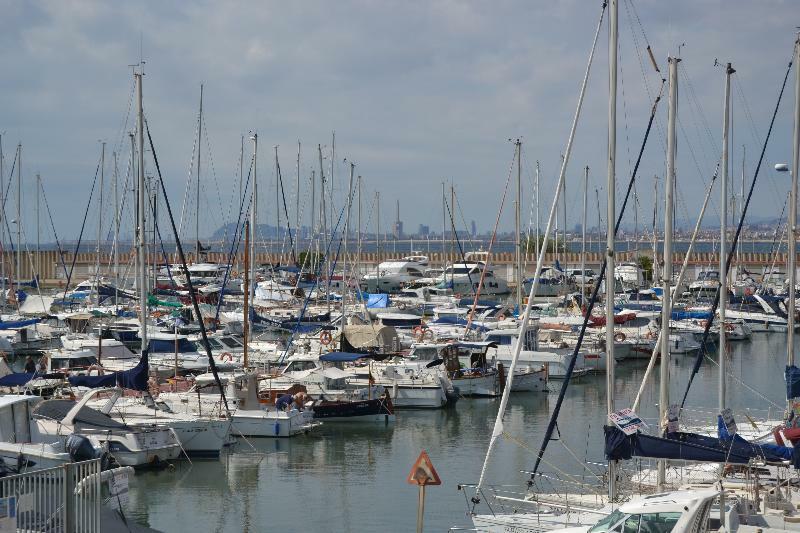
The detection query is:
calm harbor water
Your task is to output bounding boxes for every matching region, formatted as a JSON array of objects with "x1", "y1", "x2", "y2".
[{"x1": 125, "y1": 332, "x2": 793, "y2": 532}]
